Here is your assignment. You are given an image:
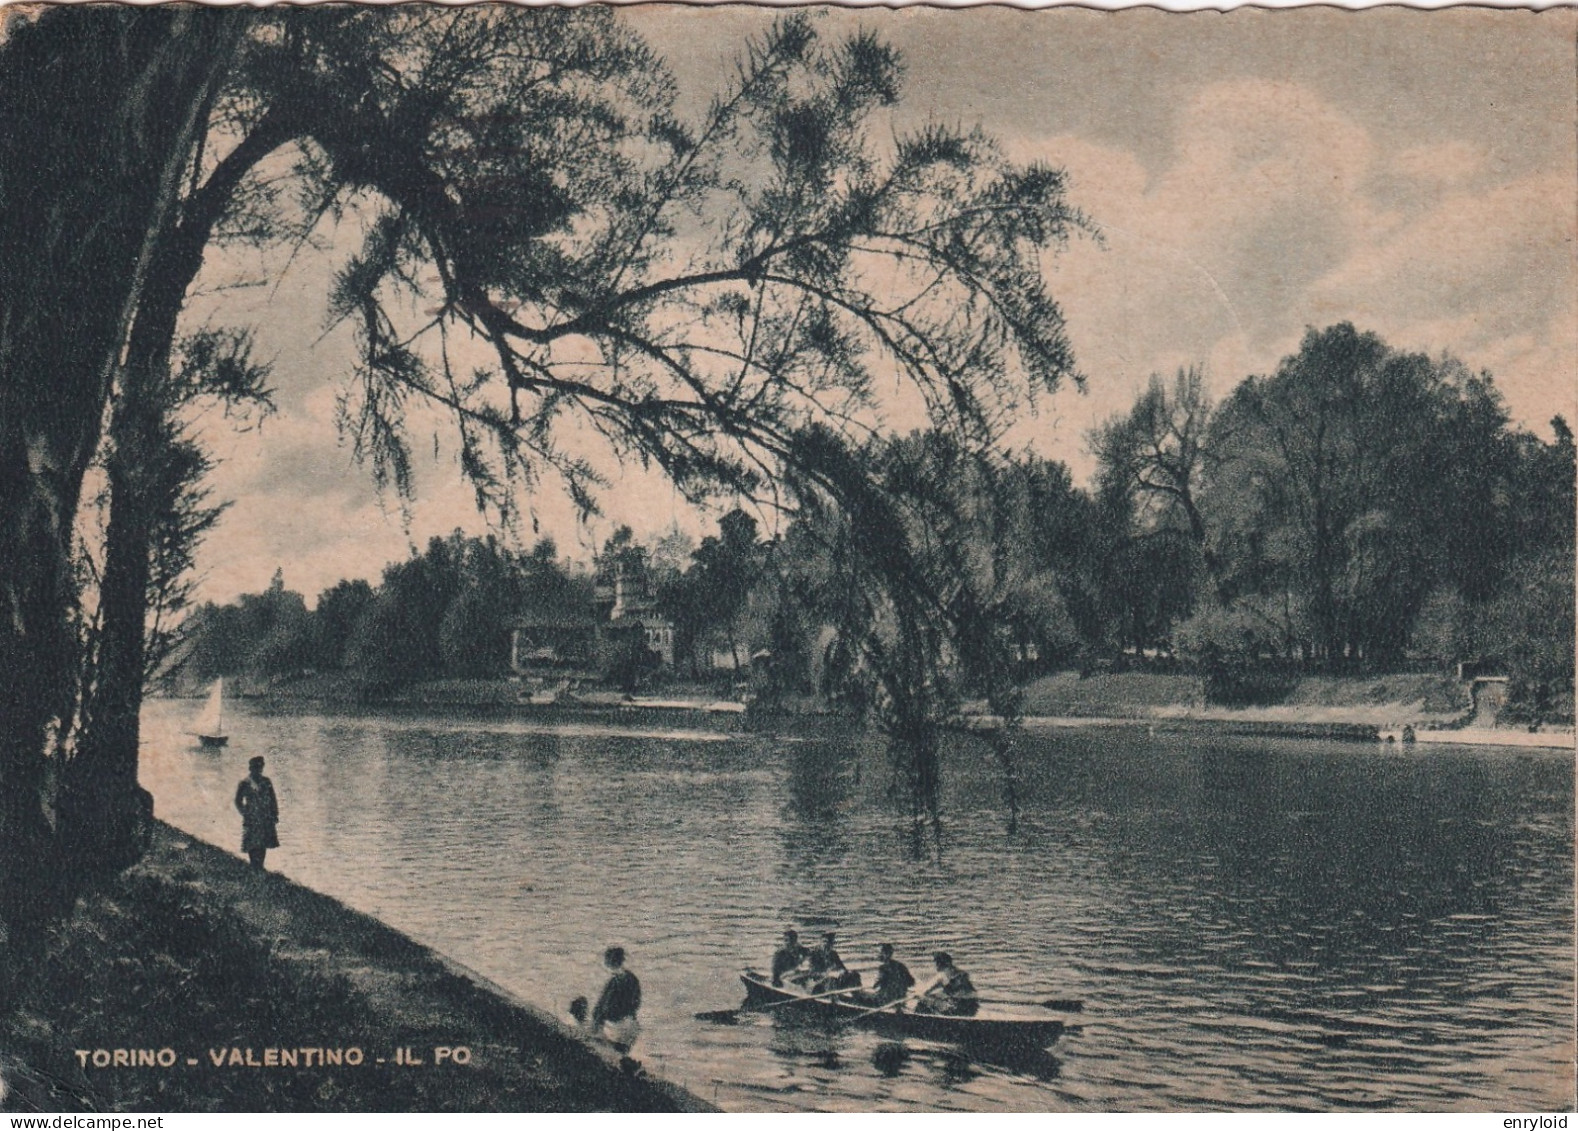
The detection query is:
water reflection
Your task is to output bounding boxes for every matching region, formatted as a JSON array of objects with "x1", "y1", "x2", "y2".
[
  {"x1": 784, "y1": 740, "x2": 850, "y2": 820},
  {"x1": 872, "y1": 1040, "x2": 909, "y2": 1076},
  {"x1": 767, "y1": 1012, "x2": 849, "y2": 1065},
  {"x1": 780, "y1": 740, "x2": 852, "y2": 859}
]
